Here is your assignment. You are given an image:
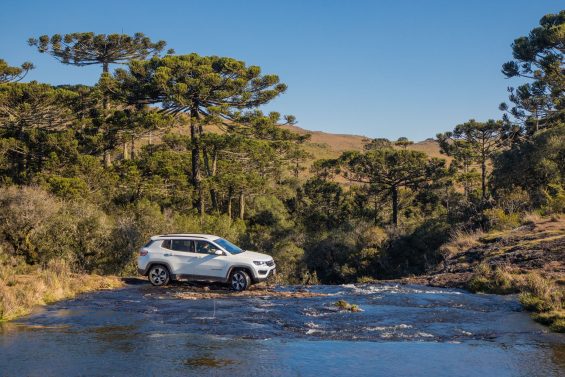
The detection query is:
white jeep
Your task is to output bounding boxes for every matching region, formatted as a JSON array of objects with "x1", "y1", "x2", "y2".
[{"x1": 137, "y1": 234, "x2": 276, "y2": 291}]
